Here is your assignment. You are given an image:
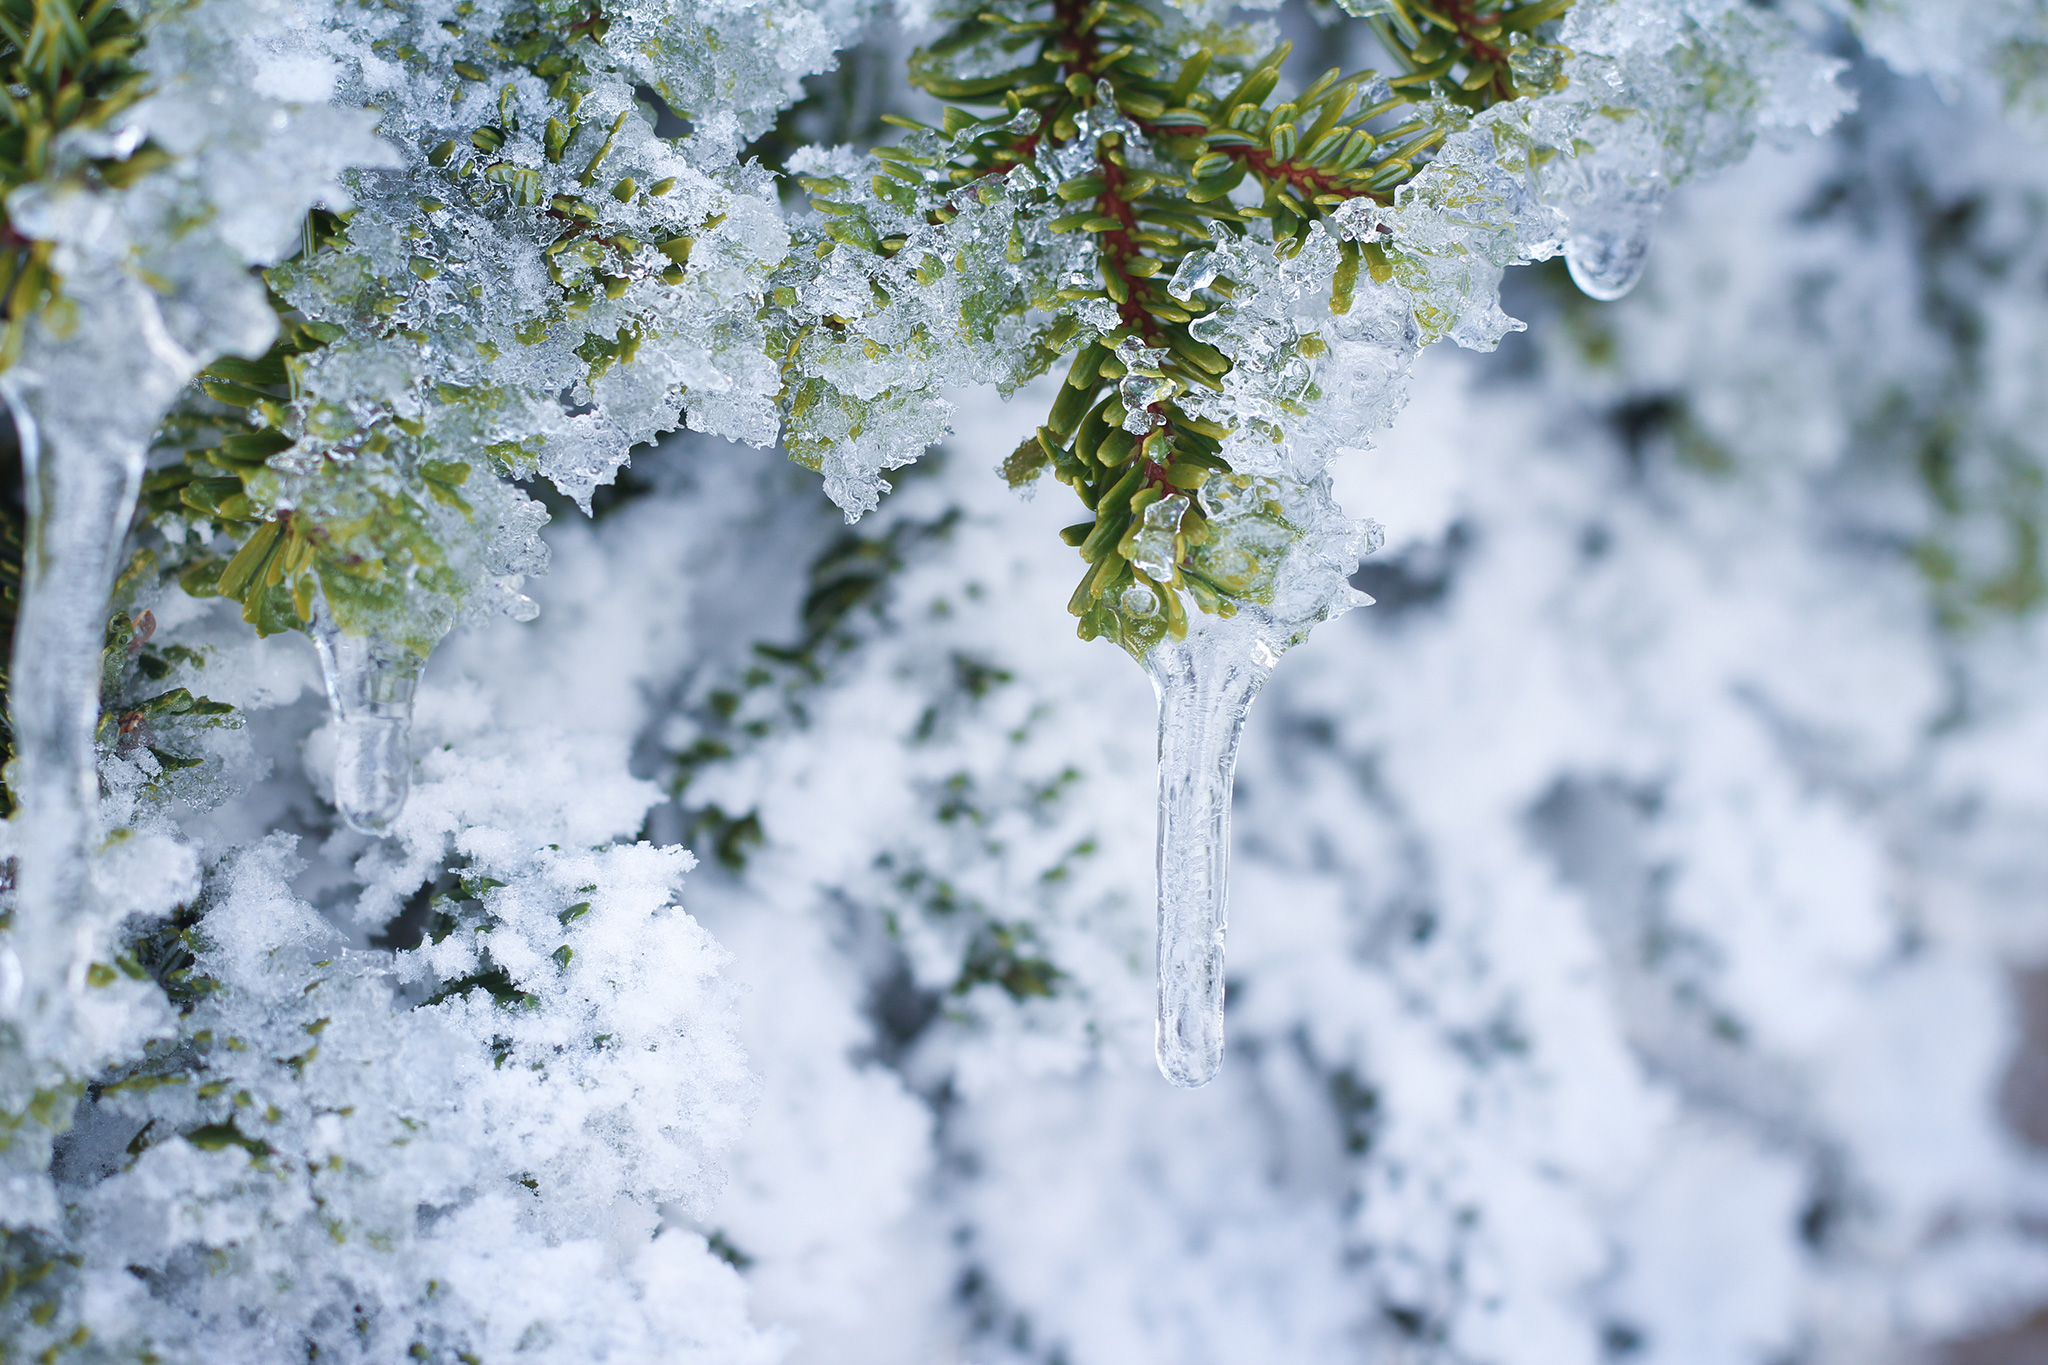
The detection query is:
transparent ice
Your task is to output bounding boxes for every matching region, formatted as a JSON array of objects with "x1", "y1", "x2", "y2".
[
  {"x1": 1167, "y1": 249, "x2": 1219, "y2": 302},
  {"x1": 311, "y1": 614, "x2": 426, "y2": 834},
  {"x1": 1119, "y1": 375, "x2": 1174, "y2": 427},
  {"x1": 0, "y1": 285, "x2": 182, "y2": 983},
  {"x1": 1146, "y1": 616, "x2": 1278, "y2": 1087},
  {"x1": 1126, "y1": 493, "x2": 1189, "y2": 585},
  {"x1": 1564, "y1": 178, "x2": 1667, "y2": 300}
]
